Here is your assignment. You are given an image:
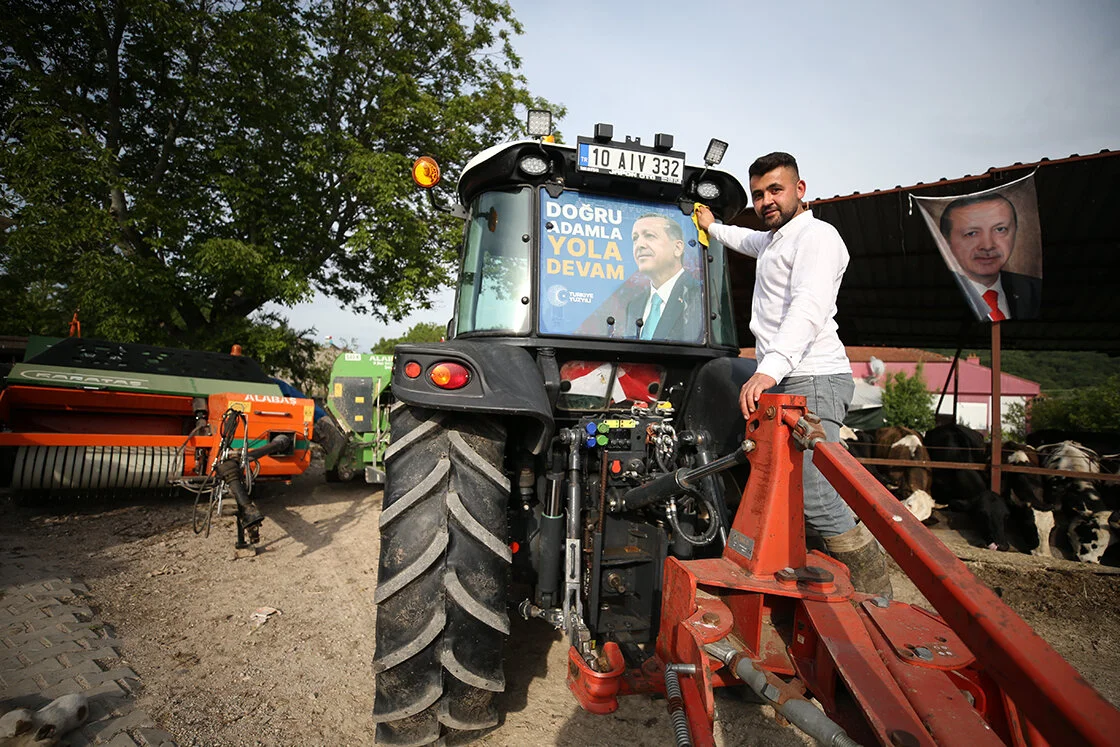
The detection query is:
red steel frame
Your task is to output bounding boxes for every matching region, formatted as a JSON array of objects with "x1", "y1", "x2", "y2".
[{"x1": 567, "y1": 393, "x2": 1120, "y2": 746}]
